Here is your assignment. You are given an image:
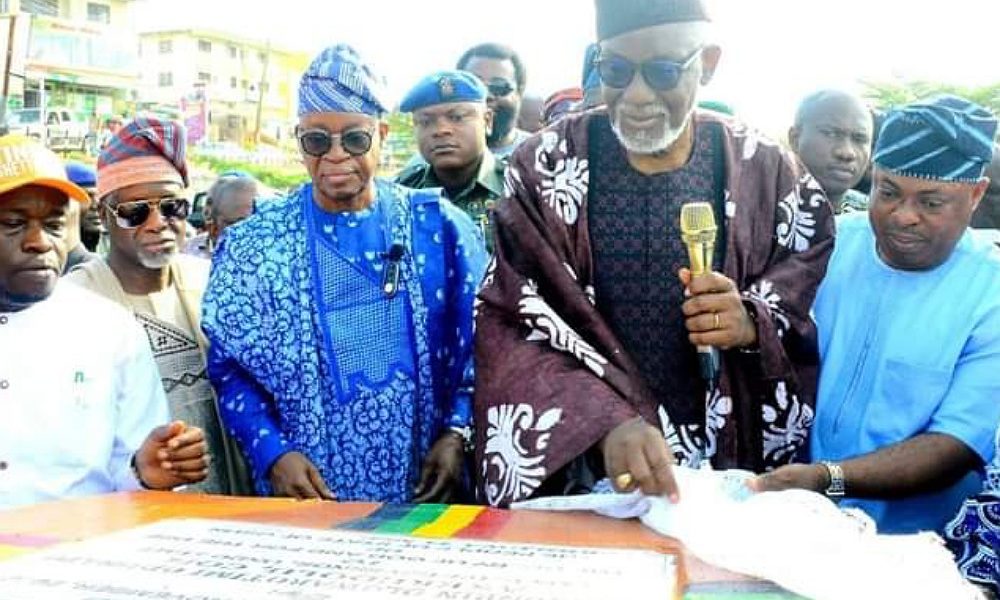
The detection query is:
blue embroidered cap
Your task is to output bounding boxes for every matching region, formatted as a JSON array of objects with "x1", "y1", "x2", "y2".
[
  {"x1": 399, "y1": 70, "x2": 487, "y2": 113},
  {"x1": 873, "y1": 95, "x2": 998, "y2": 183},
  {"x1": 298, "y1": 44, "x2": 388, "y2": 117}
]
